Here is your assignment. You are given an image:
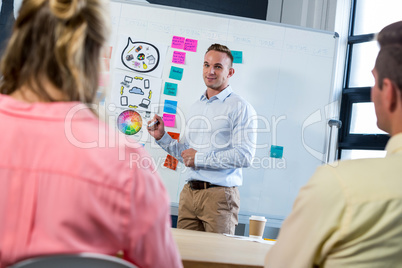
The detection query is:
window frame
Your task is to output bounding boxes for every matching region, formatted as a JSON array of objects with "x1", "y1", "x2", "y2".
[{"x1": 337, "y1": 0, "x2": 390, "y2": 159}]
